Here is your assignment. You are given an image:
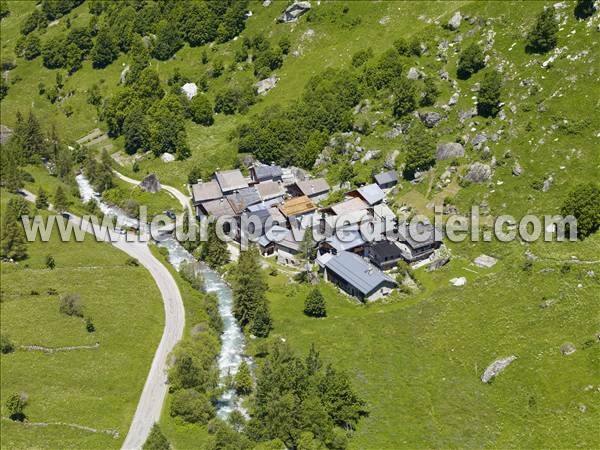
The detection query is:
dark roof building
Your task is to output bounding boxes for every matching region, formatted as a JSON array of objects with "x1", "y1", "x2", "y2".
[
  {"x1": 374, "y1": 171, "x2": 399, "y2": 189},
  {"x1": 226, "y1": 187, "x2": 262, "y2": 215},
  {"x1": 320, "y1": 251, "x2": 396, "y2": 301},
  {"x1": 396, "y1": 222, "x2": 443, "y2": 262},
  {"x1": 251, "y1": 164, "x2": 283, "y2": 183},
  {"x1": 197, "y1": 197, "x2": 235, "y2": 218},
  {"x1": 365, "y1": 240, "x2": 405, "y2": 270}
]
